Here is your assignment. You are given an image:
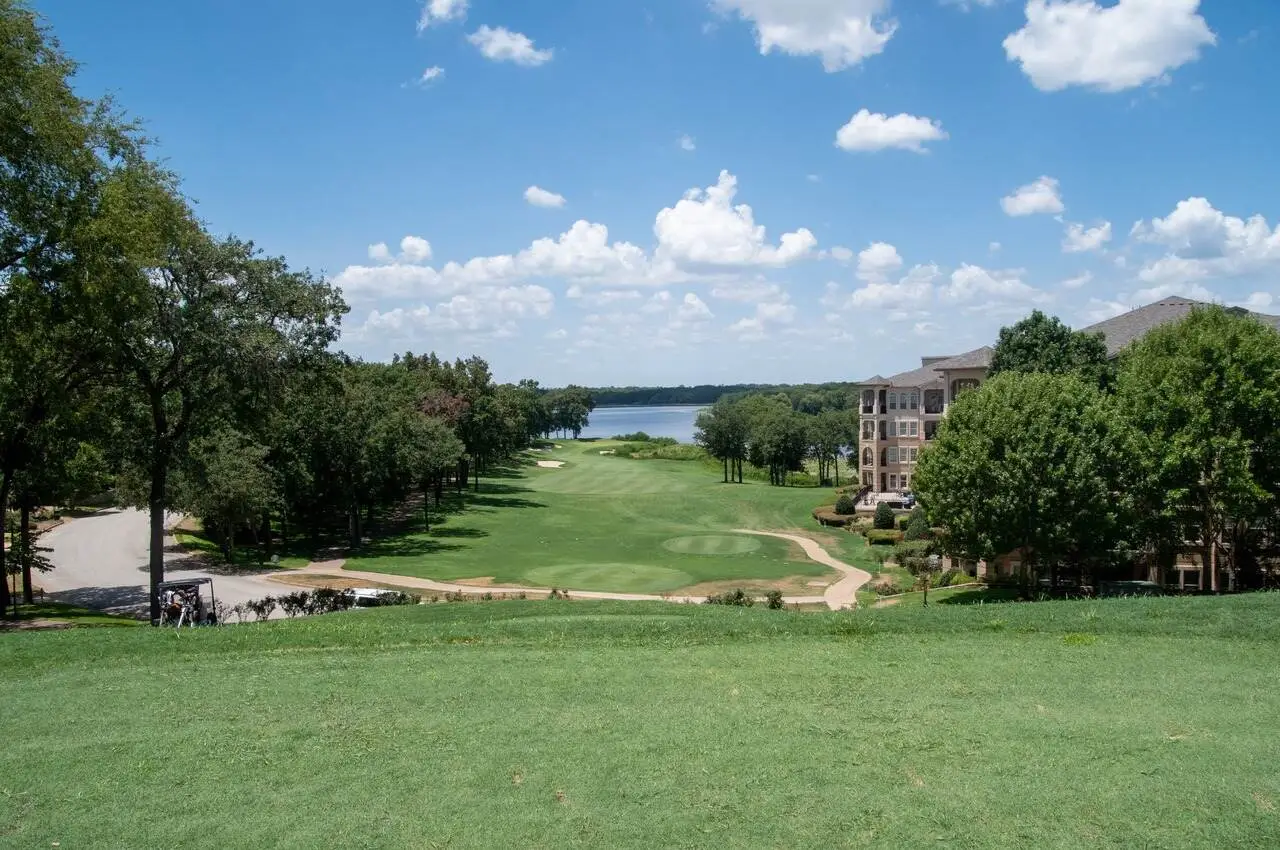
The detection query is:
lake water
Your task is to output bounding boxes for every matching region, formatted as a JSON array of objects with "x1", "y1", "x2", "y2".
[{"x1": 578, "y1": 405, "x2": 705, "y2": 443}]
